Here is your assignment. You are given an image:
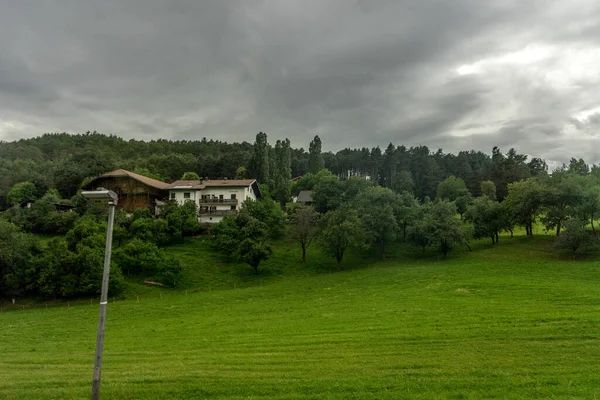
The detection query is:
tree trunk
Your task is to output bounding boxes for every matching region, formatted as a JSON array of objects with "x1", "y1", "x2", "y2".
[
  {"x1": 403, "y1": 224, "x2": 407, "y2": 241},
  {"x1": 556, "y1": 223, "x2": 561, "y2": 237},
  {"x1": 591, "y1": 218, "x2": 595, "y2": 233},
  {"x1": 495, "y1": 232, "x2": 499, "y2": 244},
  {"x1": 464, "y1": 242, "x2": 472, "y2": 252},
  {"x1": 252, "y1": 263, "x2": 259, "y2": 274},
  {"x1": 491, "y1": 236, "x2": 495, "y2": 244},
  {"x1": 301, "y1": 243, "x2": 306, "y2": 263},
  {"x1": 509, "y1": 228, "x2": 514, "y2": 238},
  {"x1": 381, "y1": 242, "x2": 386, "y2": 261},
  {"x1": 337, "y1": 258, "x2": 342, "y2": 271}
]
